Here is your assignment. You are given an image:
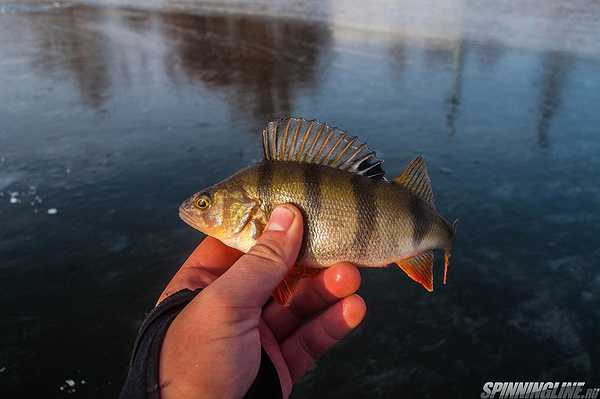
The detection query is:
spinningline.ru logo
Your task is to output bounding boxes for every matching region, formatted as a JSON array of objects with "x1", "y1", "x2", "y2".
[{"x1": 481, "y1": 382, "x2": 599, "y2": 399}]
